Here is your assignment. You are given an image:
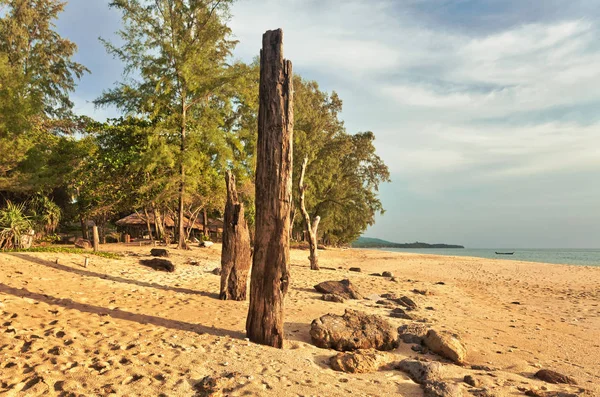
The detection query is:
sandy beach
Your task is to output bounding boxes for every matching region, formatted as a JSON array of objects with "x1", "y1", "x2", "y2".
[{"x1": 0, "y1": 244, "x2": 598, "y2": 396}]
